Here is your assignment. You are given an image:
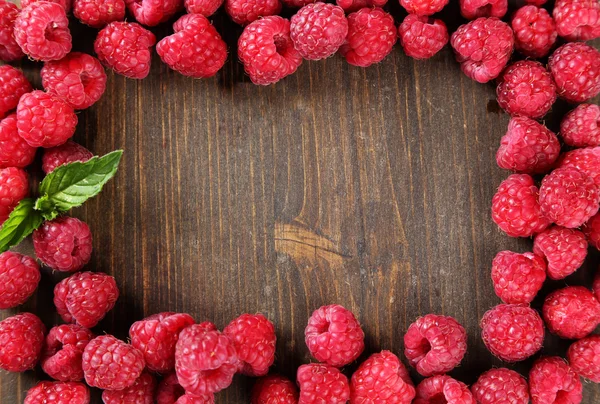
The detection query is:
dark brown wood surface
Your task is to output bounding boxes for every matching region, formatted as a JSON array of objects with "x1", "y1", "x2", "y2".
[{"x1": 2, "y1": 1, "x2": 600, "y2": 402}]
